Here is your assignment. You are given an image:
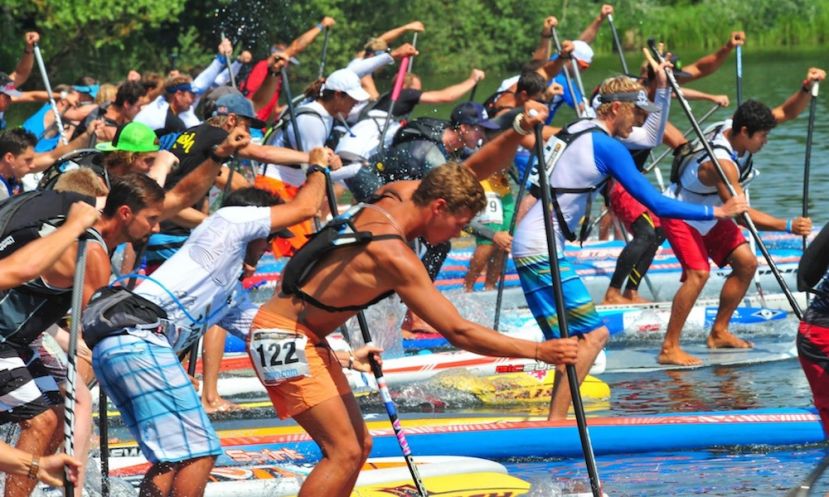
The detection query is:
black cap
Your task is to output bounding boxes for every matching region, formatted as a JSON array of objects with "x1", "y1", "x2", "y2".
[{"x1": 450, "y1": 102, "x2": 500, "y2": 130}]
